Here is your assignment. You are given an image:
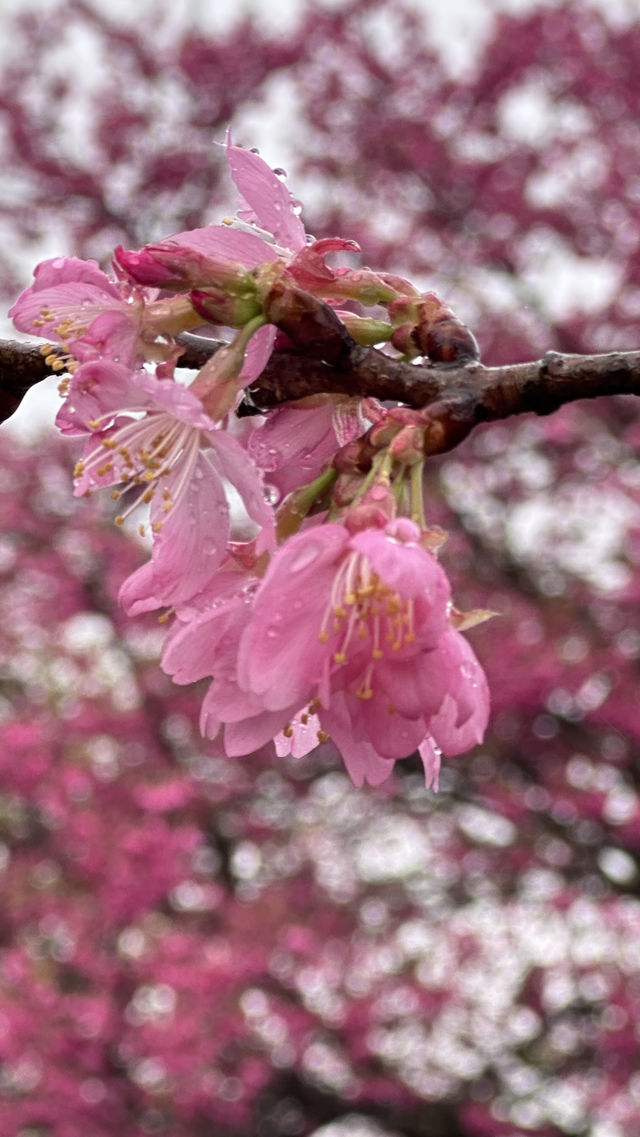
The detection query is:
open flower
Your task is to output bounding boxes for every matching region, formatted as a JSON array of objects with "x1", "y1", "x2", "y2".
[
  {"x1": 164, "y1": 518, "x2": 489, "y2": 788},
  {"x1": 9, "y1": 256, "x2": 200, "y2": 372},
  {"x1": 238, "y1": 518, "x2": 489, "y2": 782},
  {"x1": 65, "y1": 363, "x2": 274, "y2": 614}
]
